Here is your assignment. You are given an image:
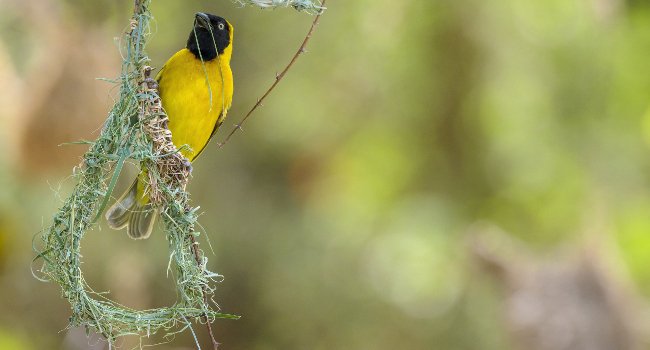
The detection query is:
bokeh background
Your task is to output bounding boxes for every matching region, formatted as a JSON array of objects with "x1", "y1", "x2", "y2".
[{"x1": 1, "y1": 0, "x2": 650, "y2": 349}]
